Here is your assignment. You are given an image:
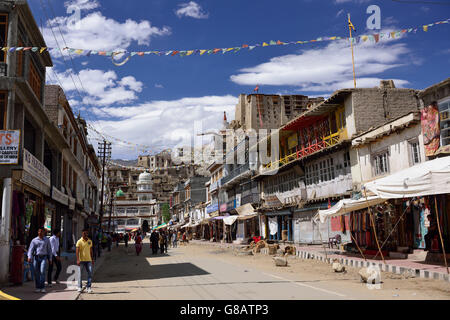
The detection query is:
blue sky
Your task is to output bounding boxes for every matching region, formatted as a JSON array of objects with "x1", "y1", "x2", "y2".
[{"x1": 28, "y1": 0, "x2": 450, "y2": 159}]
